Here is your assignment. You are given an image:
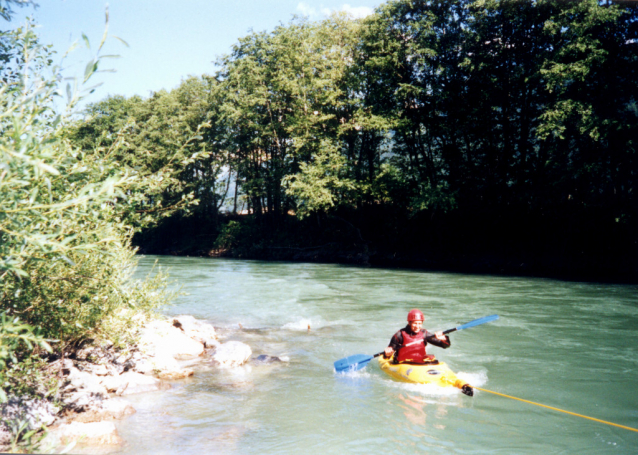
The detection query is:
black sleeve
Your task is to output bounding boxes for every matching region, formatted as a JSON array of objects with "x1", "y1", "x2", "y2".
[
  {"x1": 388, "y1": 330, "x2": 403, "y2": 351},
  {"x1": 425, "y1": 330, "x2": 451, "y2": 349}
]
